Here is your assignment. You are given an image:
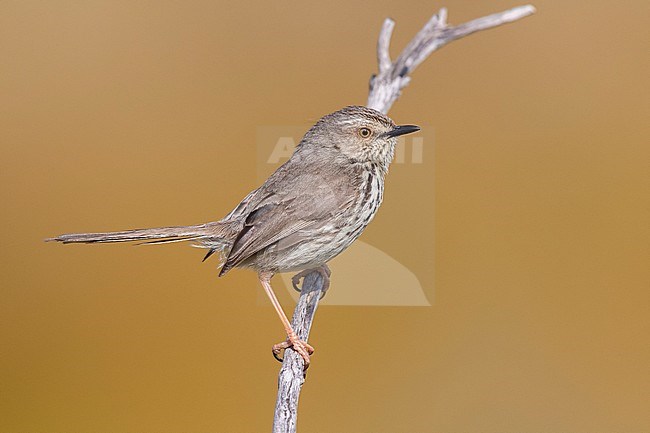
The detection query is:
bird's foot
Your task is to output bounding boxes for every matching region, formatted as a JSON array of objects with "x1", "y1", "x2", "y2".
[
  {"x1": 291, "y1": 265, "x2": 331, "y2": 299},
  {"x1": 272, "y1": 332, "x2": 314, "y2": 369}
]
